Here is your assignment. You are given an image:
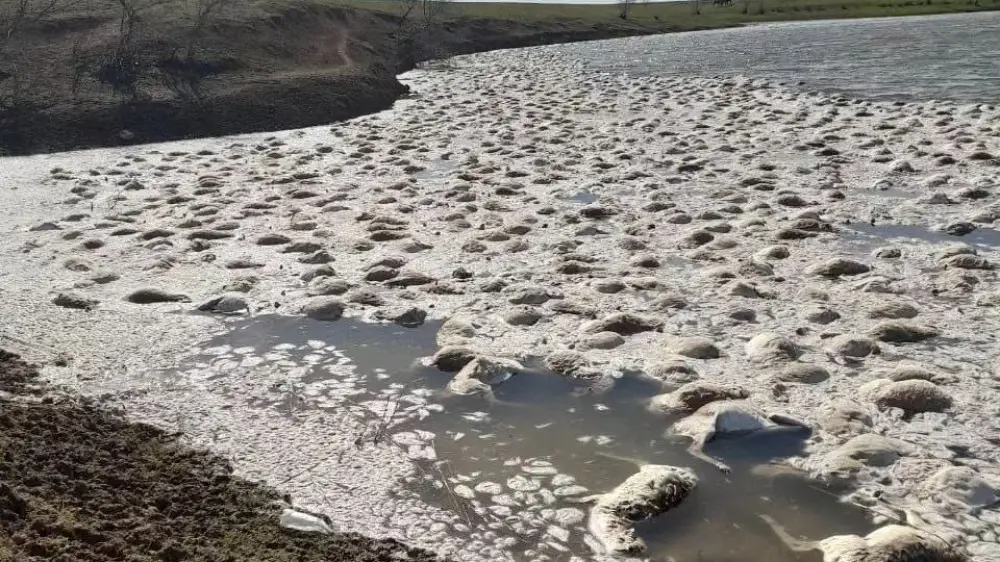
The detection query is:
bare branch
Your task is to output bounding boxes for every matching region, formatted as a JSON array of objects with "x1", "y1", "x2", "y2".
[
  {"x1": 395, "y1": 0, "x2": 451, "y2": 30},
  {"x1": 87, "y1": 0, "x2": 173, "y2": 102},
  {"x1": 420, "y1": 0, "x2": 448, "y2": 25},
  {"x1": 2, "y1": 0, "x2": 90, "y2": 120},
  {"x1": 397, "y1": 0, "x2": 417, "y2": 26},
  {"x1": 619, "y1": 0, "x2": 631, "y2": 19},
  {"x1": 2, "y1": 0, "x2": 87, "y2": 52},
  {"x1": 190, "y1": 0, "x2": 232, "y2": 37}
]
